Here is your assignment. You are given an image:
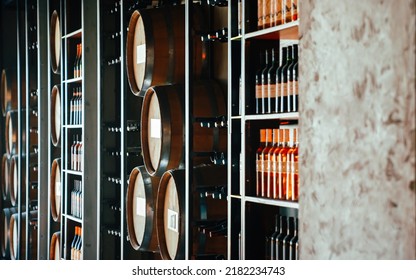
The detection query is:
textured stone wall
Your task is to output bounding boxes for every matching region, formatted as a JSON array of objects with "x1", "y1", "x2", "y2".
[{"x1": 299, "y1": 0, "x2": 415, "y2": 259}]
